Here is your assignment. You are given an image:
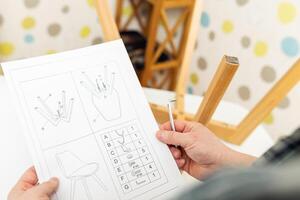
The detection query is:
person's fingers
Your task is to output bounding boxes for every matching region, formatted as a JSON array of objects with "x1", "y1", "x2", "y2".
[
  {"x1": 175, "y1": 159, "x2": 185, "y2": 168},
  {"x1": 32, "y1": 177, "x2": 59, "y2": 196},
  {"x1": 15, "y1": 166, "x2": 38, "y2": 191},
  {"x1": 160, "y1": 120, "x2": 190, "y2": 132},
  {"x1": 156, "y1": 130, "x2": 193, "y2": 148},
  {"x1": 169, "y1": 146, "x2": 182, "y2": 159}
]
